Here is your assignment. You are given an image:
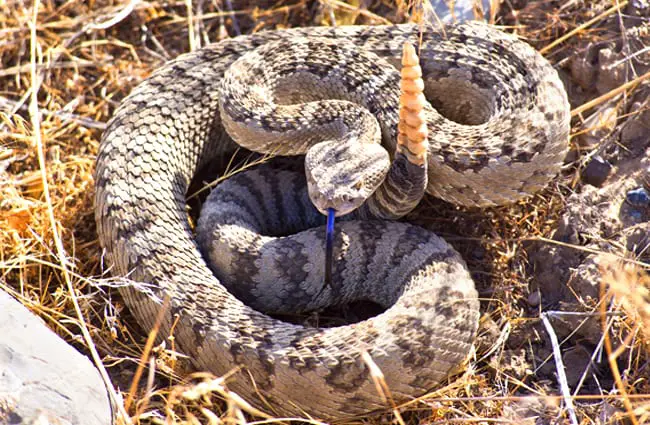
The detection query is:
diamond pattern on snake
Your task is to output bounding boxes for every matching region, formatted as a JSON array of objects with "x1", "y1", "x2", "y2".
[{"x1": 94, "y1": 21, "x2": 570, "y2": 419}]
